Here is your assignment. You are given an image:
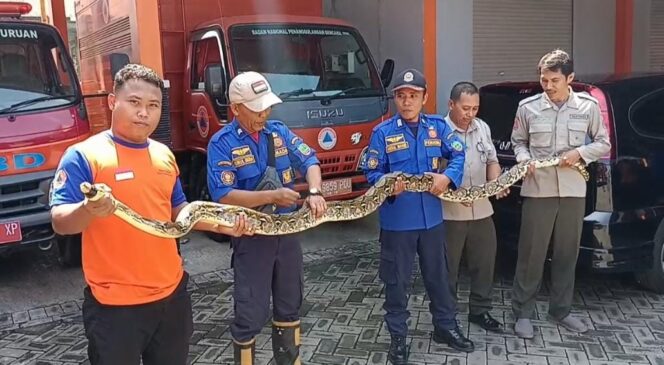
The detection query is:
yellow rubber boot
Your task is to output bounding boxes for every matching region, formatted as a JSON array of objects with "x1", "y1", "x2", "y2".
[
  {"x1": 272, "y1": 320, "x2": 301, "y2": 365},
  {"x1": 233, "y1": 338, "x2": 255, "y2": 365}
]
